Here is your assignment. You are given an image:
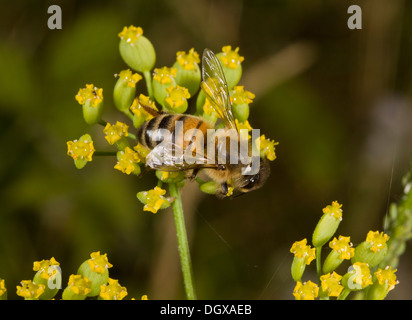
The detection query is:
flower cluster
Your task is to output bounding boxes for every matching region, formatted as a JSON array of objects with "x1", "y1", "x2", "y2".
[
  {"x1": 290, "y1": 201, "x2": 398, "y2": 300},
  {"x1": 0, "y1": 252, "x2": 147, "y2": 300},
  {"x1": 66, "y1": 25, "x2": 278, "y2": 213}
]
